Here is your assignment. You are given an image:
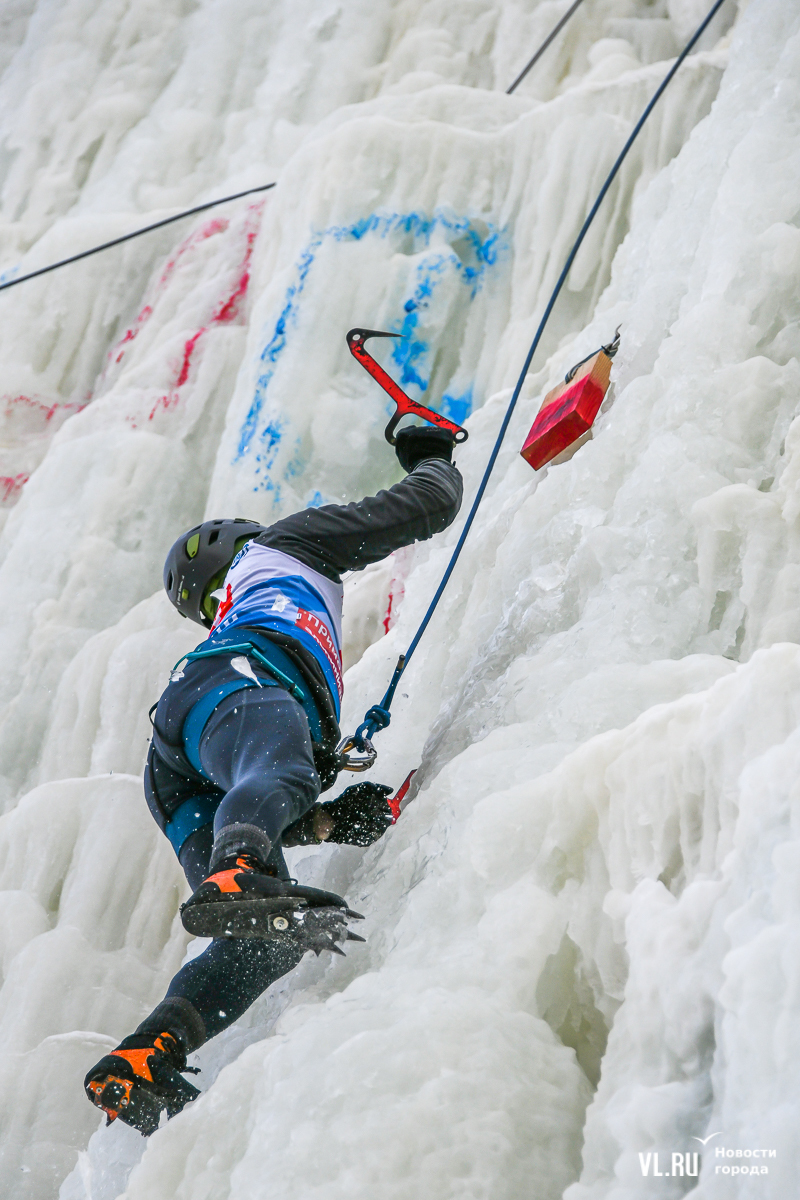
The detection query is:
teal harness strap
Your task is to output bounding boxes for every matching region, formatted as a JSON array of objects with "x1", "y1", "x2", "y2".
[
  {"x1": 175, "y1": 642, "x2": 306, "y2": 703},
  {"x1": 164, "y1": 794, "x2": 220, "y2": 855},
  {"x1": 173, "y1": 638, "x2": 323, "y2": 742},
  {"x1": 182, "y1": 677, "x2": 266, "y2": 774}
]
